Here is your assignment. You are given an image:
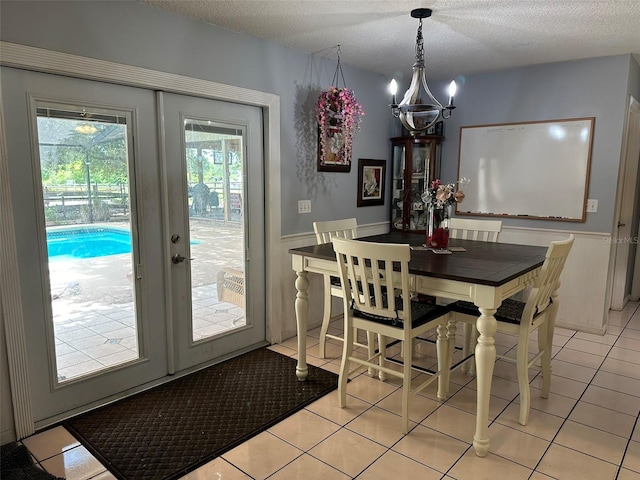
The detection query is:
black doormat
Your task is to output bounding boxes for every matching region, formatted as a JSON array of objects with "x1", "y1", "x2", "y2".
[
  {"x1": 1, "y1": 442, "x2": 65, "y2": 480},
  {"x1": 63, "y1": 348, "x2": 337, "y2": 480}
]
